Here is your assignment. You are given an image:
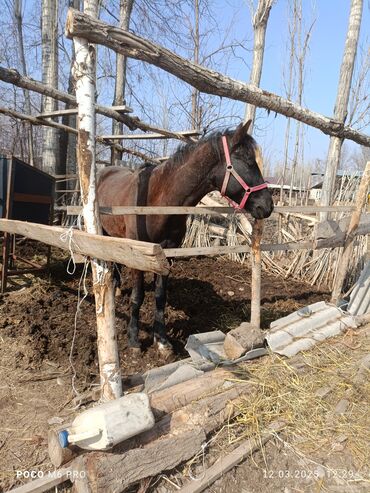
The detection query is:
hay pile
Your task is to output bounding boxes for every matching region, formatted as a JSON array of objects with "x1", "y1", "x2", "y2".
[{"x1": 226, "y1": 327, "x2": 370, "y2": 474}]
